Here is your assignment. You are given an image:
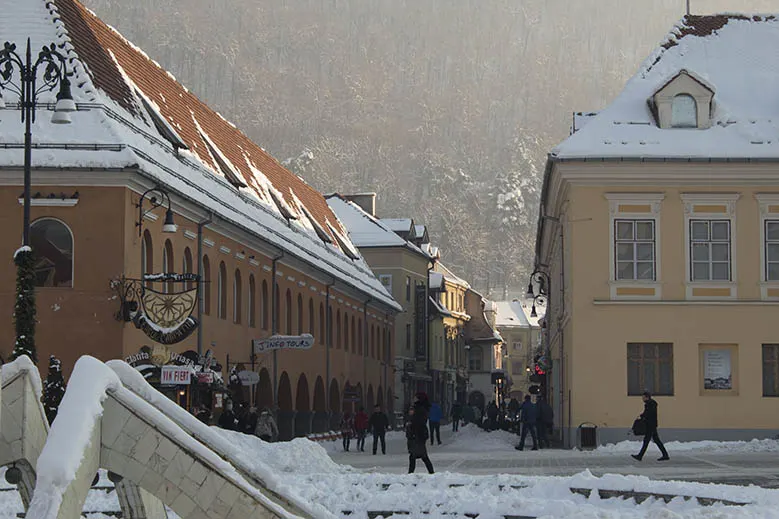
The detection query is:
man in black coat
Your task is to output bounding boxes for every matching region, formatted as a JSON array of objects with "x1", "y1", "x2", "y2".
[
  {"x1": 536, "y1": 396, "x2": 554, "y2": 449},
  {"x1": 406, "y1": 404, "x2": 434, "y2": 474},
  {"x1": 632, "y1": 391, "x2": 670, "y2": 461},
  {"x1": 368, "y1": 404, "x2": 390, "y2": 455}
]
